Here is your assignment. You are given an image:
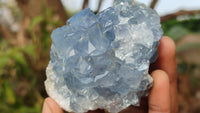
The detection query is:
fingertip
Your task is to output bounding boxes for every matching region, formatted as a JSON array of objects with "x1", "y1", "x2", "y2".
[
  {"x1": 44, "y1": 97, "x2": 54, "y2": 104},
  {"x1": 151, "y1": 70, "x2": 169, "y2": 85},
  {"x1": 151, "y1": 70, "x2": 170, "y2": 97},
  {"x1": 43, "y1": 97, "x2": 64, "y2": 113},
  {"x1": 43, "y1": 98, "x2": 52, "y2": 113},
  {"x1": 159, "y1": 36, "x2": 176, "y2": 59},
  {"x1": 156, "y1": 36, "x2": 177, "y2": 84},
  {"x1": 149, "y1": 70, "x2": 170, "y2": 113}
]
